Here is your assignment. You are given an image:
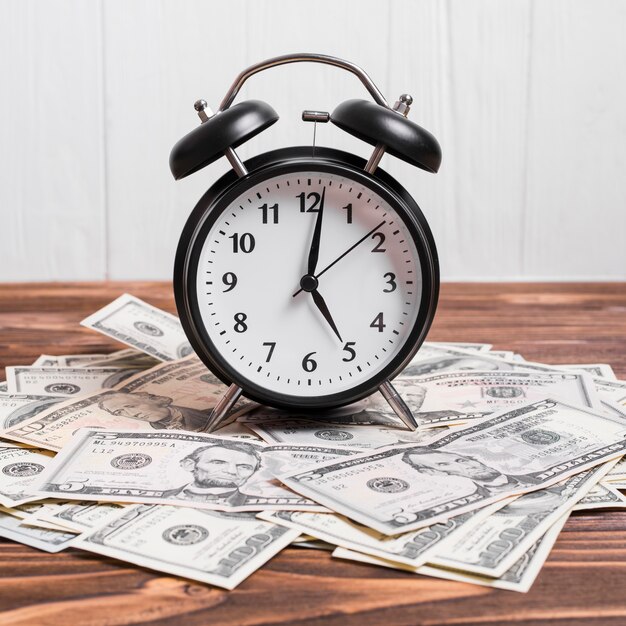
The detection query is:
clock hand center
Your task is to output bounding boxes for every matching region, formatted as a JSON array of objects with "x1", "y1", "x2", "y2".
[{"x1": 292, "y1": 219, "x2": 387, "y2": 297}]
